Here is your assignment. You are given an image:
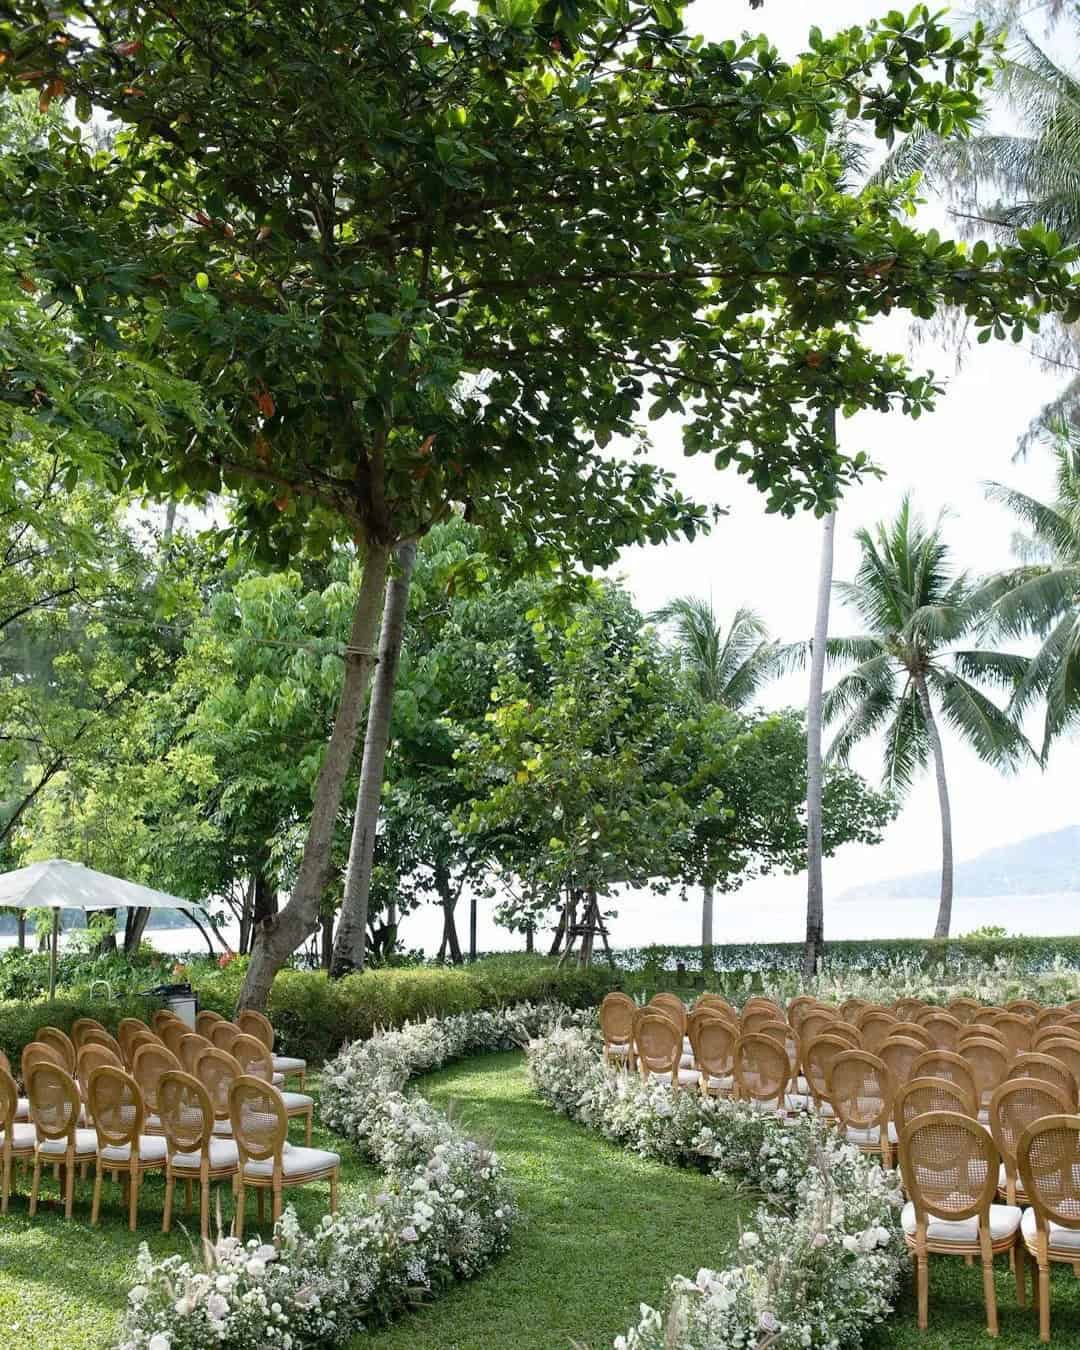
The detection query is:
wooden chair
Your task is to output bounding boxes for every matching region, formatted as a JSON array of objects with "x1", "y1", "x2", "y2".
[
  {"x1": 70, "y1": 1018, "x2": 106, "y2": 1050},
  {"x1": 76, "y1": 1044, "x2": 122, "y2": 1103},
  {"x1": 690, "y1": 1013, "x2": 736, "y2": 1098},
  {"x1": 741, "y1": 1007, "x2": 784, "y2": 1036},
  {"x1": 948, "y1": 997, "x2": 982, "y2": 1024},
  {"x1": 1036, "y1": 1039, "x2": 1080, "y2": 1101},
  {"x1": 893, "y1": 997, "x2": 927, "y2": 1022},
  {"x1": 196, "y1": 1009, "x2": 225, "y2": 1039},
  {"x1": 86, "y1": 1065, "x2": 167, "y2": 1230},
  {"x1": 211, "y1": 1021, "x2": 242, "y2": 1054},
  {"x1": 231, "y1": 1035, "x2": 315, "y2": 1144},
  {"x1": 124, "y1": 1028, "x2": 159, "y2": 1069},
  {"x1": 179, "y1": 1032, "x2": 215, "y2": 1076},
  {"x1": 960, "y1": 1023, "x2": 1009, "y2": 1052},
  {"x1": 1017, "y1": 1113, "x2": 1080, "y2": 1343},
  {"x1": 802, "y1": 1032, "x2": 853, "y2": 1117},
  {"x1": 132, "y1": 1042, "x2": 181, "y2": 1134},
  {"x1": 229, "y1": 1075, "x2": 339, "y2": 1240},
  {"x1": 798, "y1": 1010, "x2": 841, "y2": 1049},
  {"x1": 1034, "y1": 1008, "x2": 1071, "y2": 1032},
  {"x1": 1006, "y1": 999, "x2": 1041, "y2": 1020},
  {"x1": 786, "y1": 995, "x2": 820, "y2": 1031},
  {"x1": 197, "y1": 1046, "x2": 243, "y2": 1138},
  {"x1": 879, "y1": 1037, "x2": 928, "y2": 1097},
  {"x1": 829, "y1": 1050, "x2": 893, "y2": 1165},
  {"x1": 158, "y1": 1069, "x2": 239, "y2": 1240},
  {"x1": 919, "y1": 1011, "x2": 963, "y2": 1052},
  {"x1": 733, "y1": 1033, "x2": 790, "y2": 1112},
  {"x1": 633, "y1": 1010, "x2": 693, "y2": 1092},
  {"x1": 35, "y1": 1027, "x2": 75, "y2": 1074},
  {"x1": 1008, "y1": 1053, "x2": 1078, "y2": 1107},
  {"x1": 971, "y1": 1007, "x2": 1006, "y2": 1029},
  {"x1": 161, "y1": 1021, "x2": 191, "y2": 1059},
  {"x1": 960, "y1": 1038, "x2": 1011, "y2": 1118},
  {"x1": 911, "y1": 1051, "x2": 980, "y2": 1116},
  {"x1": 26, "y1": 1063, "x2": 97, "y2": 1220},
  {"x1": 893, "y1": 1077, "x2": 976, "y2": 1158},
  {"x1": 694, "y1": 993, "x2": 736, "y2": 1019},
  {"x1": 81, "y1": 1028, "x2": 124, "y2": 1060},
  {"x1": 117, "y1": 1018, "x2": 150, "y2": 1064},
  {"x1": 900, "y1": 1111, "x2": 1023, "y2": 1335},
  {"x1": 991, "y1": 1011, "x2": 1034, "y2": 1058},
  {"x1": 989, "y1": 1077, "x2": 1072, "y2": 1206},
  {"x1": 1033, "y1": 1026, "x2": 1080, "y2": 1053},
  {"x1": 649, "y1": 994, "x2": 688, "y2": 1036},
  {"x1": 600, "y1": 993, "x2": 636, "y2": 1068},
  {"x1": 742, "y1": 996, "x2": 783, "y2": 1019},
  {"x1": 840, "y1": 997, "x2": 870, "y2": 1025},
  {"x1": 890, "y1": 1021, "x2": 934, "y2": 1049},
  {"x1": 237, "y1": 1009, "x2": 307, "y2": 1090},
  {"x1": 858, "y1": 1009, "x2": 899, "y2": 1055},
  {"x1": 0, "y1": 1065, "x2": 34, "y2": 1213},
  {"x1": 152, "y1": 1009, "x2": 183, "y2": 1035}
]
